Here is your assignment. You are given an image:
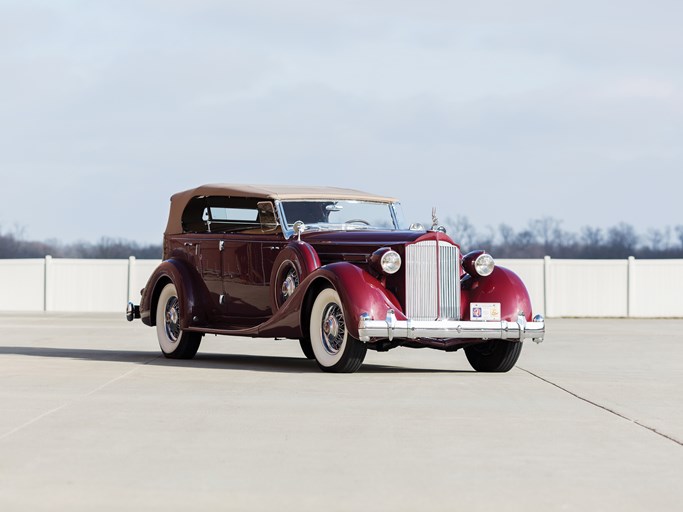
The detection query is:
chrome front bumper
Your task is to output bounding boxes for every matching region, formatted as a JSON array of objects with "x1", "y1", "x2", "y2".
[{"x1": 358, "y1": 311, "x2": 545, "y2": 343}]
